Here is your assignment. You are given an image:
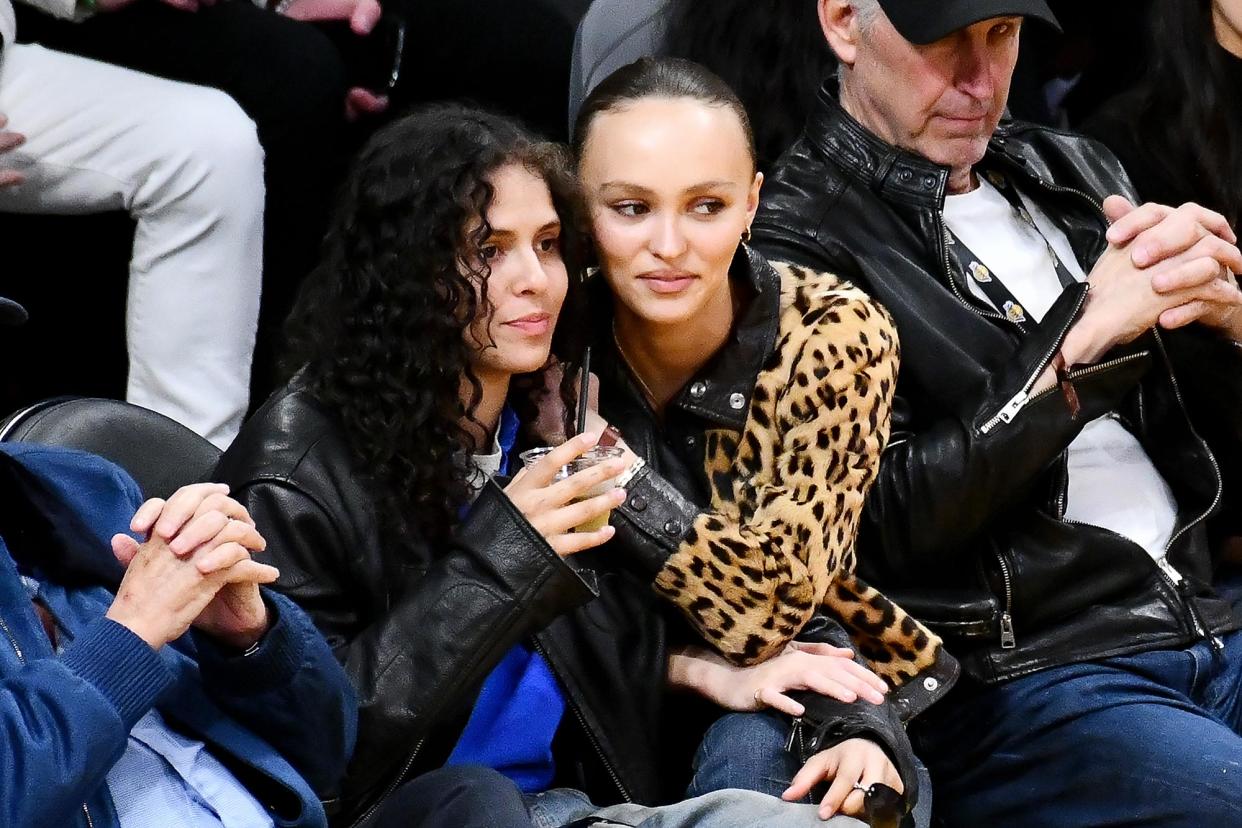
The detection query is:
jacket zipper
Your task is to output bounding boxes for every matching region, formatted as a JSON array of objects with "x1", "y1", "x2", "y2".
[
  {"x1": 532, "y1": 638, "x2": 631, "y2": 803},
  {"x1": 348, "y1": 738, "x2": 425, "y2": 828},
  {"x1": 0, "y1": 614, "x2": 96, "y2": 827},
  {"x1": 1043, "y1": 333, "x2": 1224, "y2": 651},
  {"x1": 935, "y1": 220, "x2": 1008, "y2": 324},
  {"x1": 1150, "y1": 330, "x2": 1225, "y2": 652},
  {"x1": 991, "y1": 352, "x2": 1149, "y2": 649},
  {"x1": 784, "y1": 716, "x2": 805, "y2": 755},
  {"x1": 995, "y1": 551, "x2": 1017, "y2": 649},
  {"x1": 978, "y1": 286, "x2": 1091, "y2": 434},
  {"x1": 942, "y1": 162, "x2": 1107, "y2": 435}
]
